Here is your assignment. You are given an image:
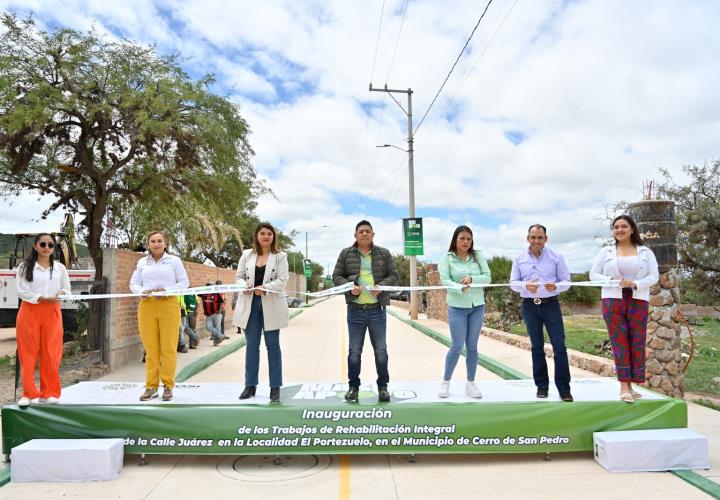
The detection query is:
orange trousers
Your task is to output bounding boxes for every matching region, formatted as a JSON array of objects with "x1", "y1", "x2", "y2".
[
  {"x1": 138, "y1": 297, "x2": 181, "y2": 390},
  {"x1": 16, "y1": 301, "x2": 63, "y2": 399}
]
